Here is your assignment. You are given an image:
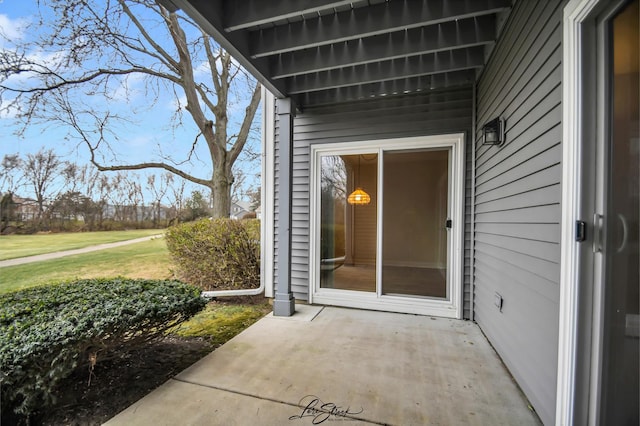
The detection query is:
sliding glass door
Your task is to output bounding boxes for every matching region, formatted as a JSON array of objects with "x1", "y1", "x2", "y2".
[
  {"x1": 312, "y1": 135, "x2": 464, "y2": 318},
  {"x1": 382, "y1": 149, "x2": 449, "y2": 298},
  {"x1": 319, "y1": 153, "x2": 378, "y2": 292}
]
